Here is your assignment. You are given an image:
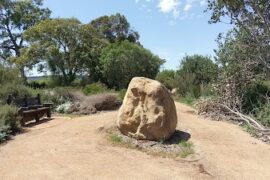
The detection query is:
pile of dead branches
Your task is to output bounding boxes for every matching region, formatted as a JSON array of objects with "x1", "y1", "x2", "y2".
[{"x1": 196, "y1": 98, "x2": 270, "y2": 136}]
